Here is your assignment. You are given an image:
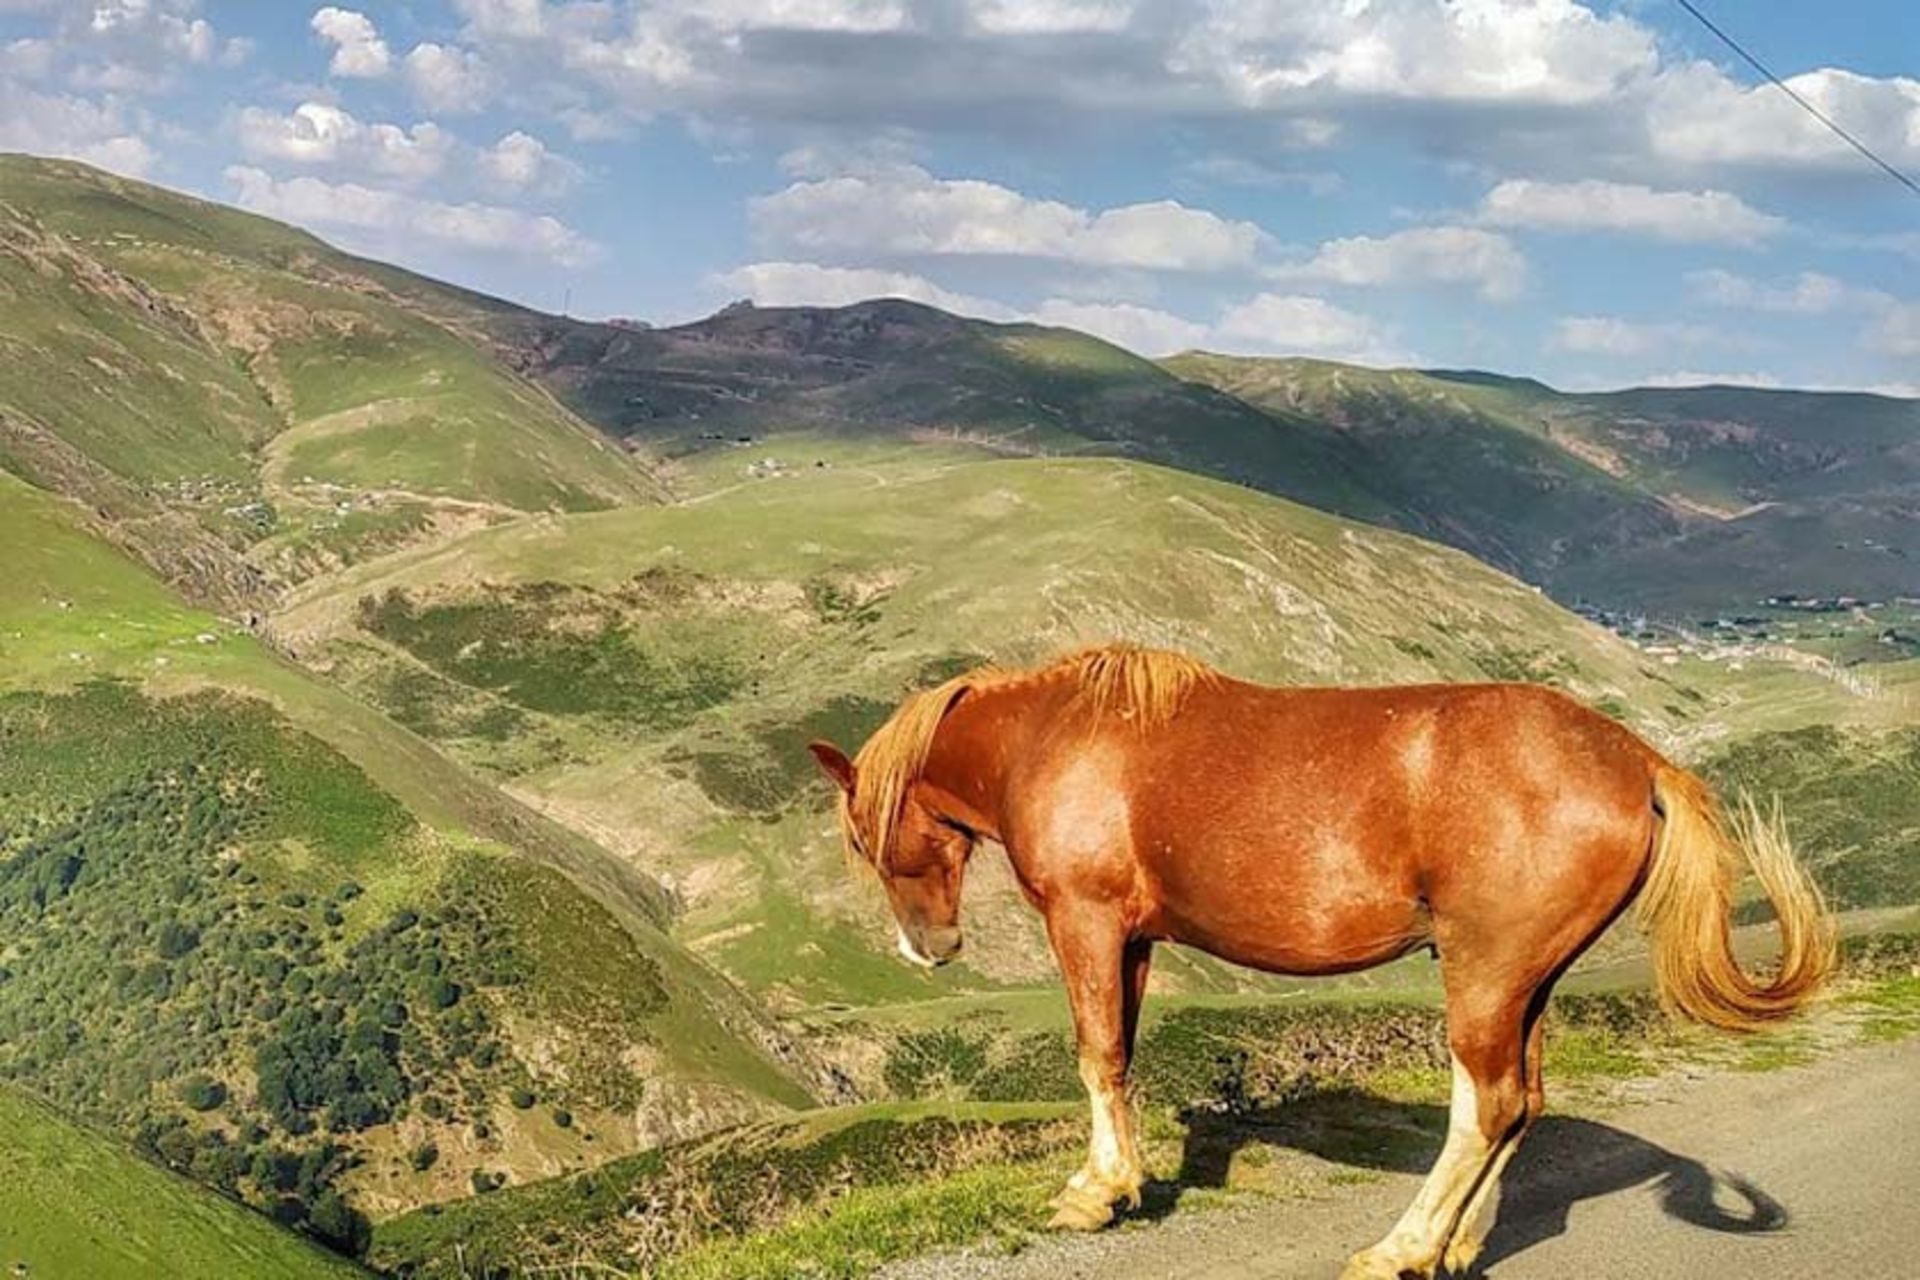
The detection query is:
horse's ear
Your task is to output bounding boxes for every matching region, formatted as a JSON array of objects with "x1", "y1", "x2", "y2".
[{"x1": 807, "y1": 741, "x2": 856, "y2": 794}]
